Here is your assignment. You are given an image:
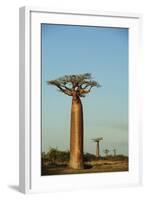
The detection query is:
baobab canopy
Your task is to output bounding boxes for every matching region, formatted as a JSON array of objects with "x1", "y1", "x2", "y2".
[
  {"x1": 92, "y1": 137, "x2": 103, "y2": 142},
  {"x1": 47, "y1": 73, "x2": 101, "y2": 97}
]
